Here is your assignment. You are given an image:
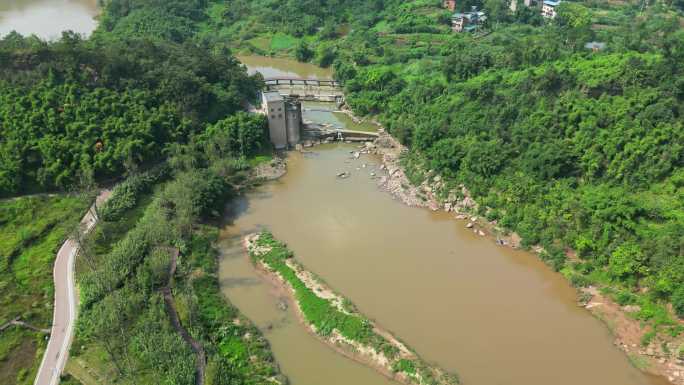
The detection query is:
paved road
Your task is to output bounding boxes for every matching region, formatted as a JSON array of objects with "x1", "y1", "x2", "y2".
[{"x1": 34, "y1": 191, "x2": 110, "y2": 385}]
